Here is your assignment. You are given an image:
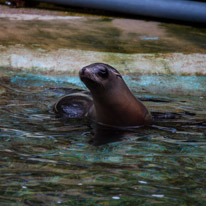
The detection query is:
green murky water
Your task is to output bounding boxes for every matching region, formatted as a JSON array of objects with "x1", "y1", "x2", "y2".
[{"x1": 0, "y1": 68, "x2": 206, "y2": 205}]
